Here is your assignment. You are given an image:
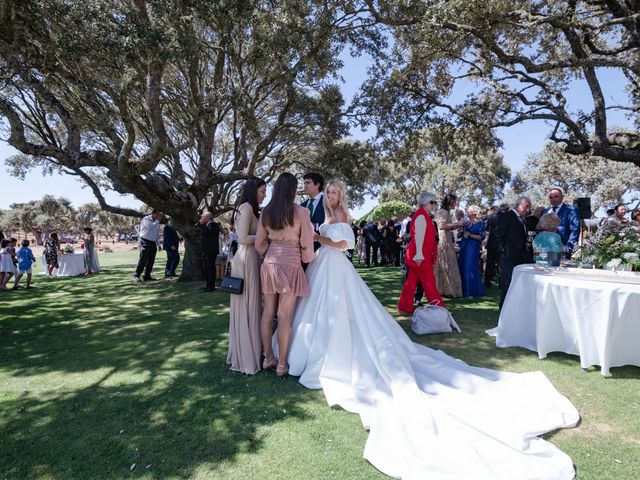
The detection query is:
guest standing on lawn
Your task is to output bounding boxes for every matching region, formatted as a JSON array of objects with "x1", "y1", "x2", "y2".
[
  {"x1": 227, "y1": 177, "x2": 267, "y2": 374},
  {"x1": 197, "y1": 212, "x2": 220, "y2": 292},
  {"x1": 434, "y1": 193, "x2": 463, "y2": 298},
  {"x1": 13, "y1": 239, "x2": 36, "y2": 289},
  {"x1": 44, "y1": 233, "x2": 61, "y2": 277},
  {"x1": 0, "y1": 239, "x2": 15, "y2": 289},
  {"x1": 133, "y1": 210, "x2": 161, "y2": 282},
  {"x1": 163, "y1": 223, "x2": 180, "y2": 278},
  {"x1": 397, "y1": 192, "x2": 444, "y2": 314},
  {"x1": 82, "y1": 227, "x2": 95, "y2": 276},
  {"x1": 458, "y1": 205, "x2": 486, "y2": 298},
  {"x1": 495, "y1": 196, "x2": 532, "y2": 308},
  {"x1": 255, "y1": 173, "x2": 315, "y2": 377}
]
